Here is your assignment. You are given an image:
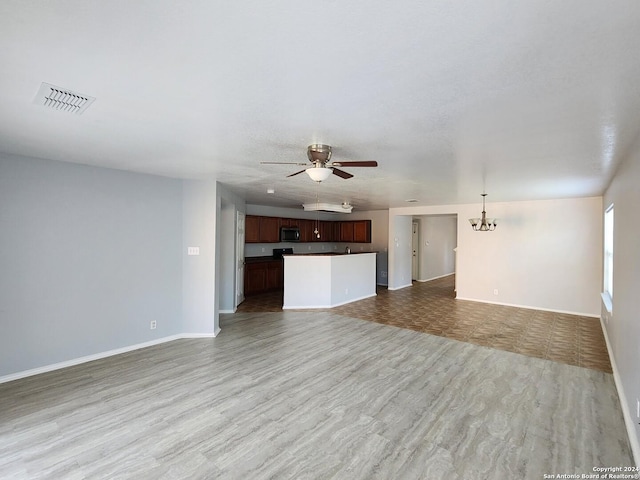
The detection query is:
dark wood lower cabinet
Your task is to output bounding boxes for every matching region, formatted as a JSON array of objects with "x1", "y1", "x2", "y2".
[{"x1": 244, "y1": 260, "x2": 283, "y2": 296}]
